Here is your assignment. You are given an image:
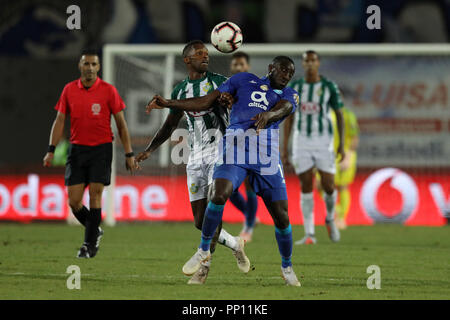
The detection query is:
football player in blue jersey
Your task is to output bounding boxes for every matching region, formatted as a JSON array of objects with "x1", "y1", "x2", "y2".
[
  {"x1": 147, "y1": 56, "x2": 301, "y2": 286},
  {"x1": 228, "y1": 51, "x2": 259, "y2": 243}
]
